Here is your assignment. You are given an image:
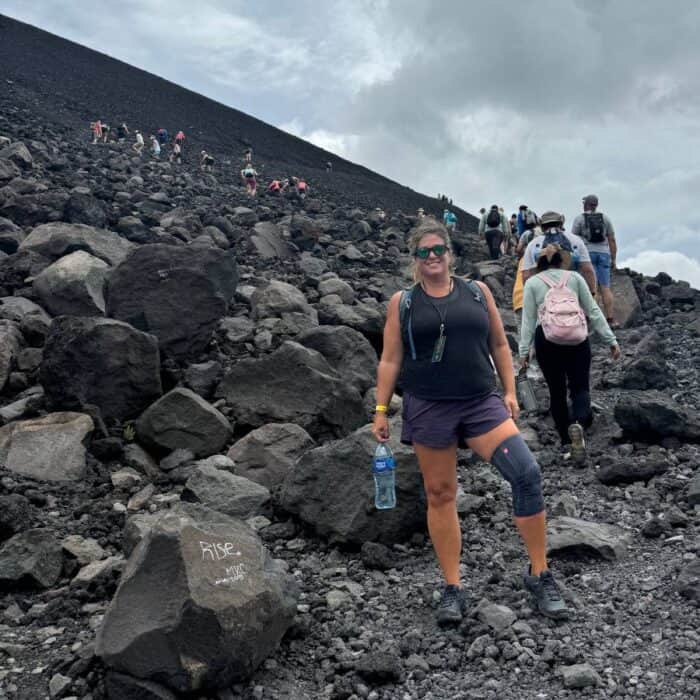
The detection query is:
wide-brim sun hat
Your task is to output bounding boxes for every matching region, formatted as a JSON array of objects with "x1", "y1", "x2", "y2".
[{"x1": 539, "y1": 210, "x2": 564, "y2": 227}]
